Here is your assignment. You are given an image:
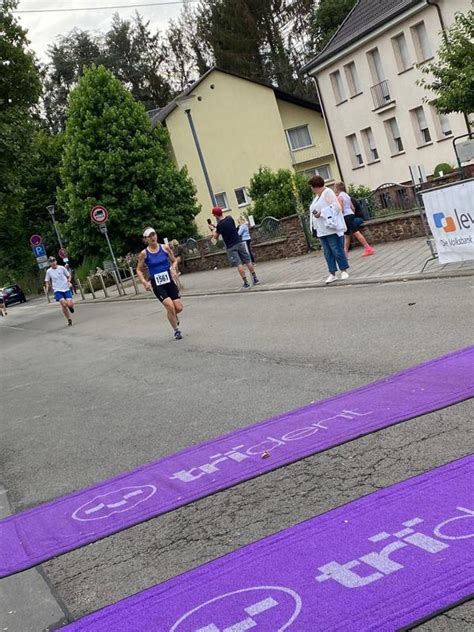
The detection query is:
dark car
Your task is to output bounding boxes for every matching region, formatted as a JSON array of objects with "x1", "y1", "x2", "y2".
[{"x1": 2, "y1": 284, "x2": 26, "y2": 306}]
